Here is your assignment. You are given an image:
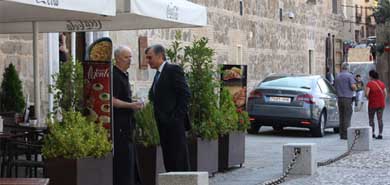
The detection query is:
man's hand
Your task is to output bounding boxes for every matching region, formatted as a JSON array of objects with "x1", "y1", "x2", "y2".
[{"x1": 130, "y1": 102, "x2": 144, "y2": 110}]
